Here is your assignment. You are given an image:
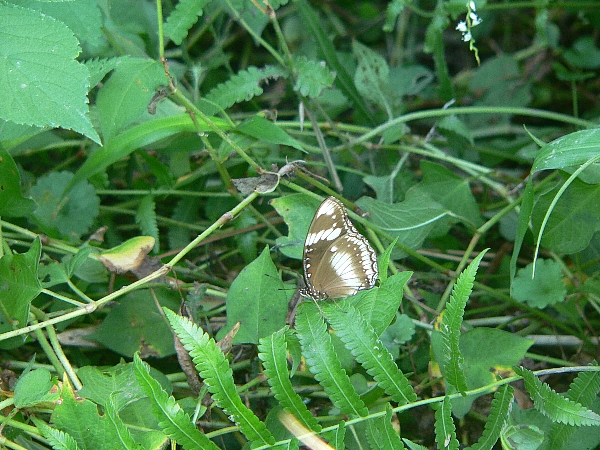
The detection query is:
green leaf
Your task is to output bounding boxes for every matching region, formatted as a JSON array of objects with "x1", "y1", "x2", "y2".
[
  {"x1": 87, "y1": 290, "x2": 177, "y2": 358},
  {"x1": 133, "y1": 353, "x2": 220, "y2": 449},
  {"x1": 515, "y1": 366, "x2": 600, "y2": 426},
  {"x1": 31, "y1": 416, "x2": 80, "y2": 450},
  {"x1": 293, "y1": 56, "x2": 336, "y2": 98},
  {"x1": 356, "y1": 193, "x2": 449, "y2": 258},
  {"x1": 0, "y1": 4, "x2": 100, "y2": 144},
  {"x1": 377, "y1": 237, "x2": 400, "y2": 282},
  {"x1": 0, "y1": 148, "x2": 36, "y2": 217},
  {"x1": 85, "y1": 57, "x2": 120, "y2": 89},
  {"x1": 202, "y1": 66, "x2": 286, "y2": 114},
  {"x1": 546, "y1": 365, "x2": 600, "y2": 450},
  {"x1": 512, "y1": 259, "x2": 566, "y2": 308},
  {"x1": 510, "y1": 180, "x2": 534, "y2": 290},
  {"x1": 532, "y1": 129, "x2": 600, "y2": 174},
  {"x1": 434, "y1": 397, "x2": 459, "y2": 450},
  {"x1": 168, "y1": 197, "x2": 200, "y2": 250},
  {"x1": 258, "y1": 328, "x2": 322, "y2": 433},
  {"x1": 440, "y1": 250, "x2": 488, "y2": 394},
  {"x1": 324, "y1": 304, "x2": 416, "y2": 405},
  {"x1": 366, "y1": 404, "x2": 406, "y2": 449},
  {"x1": 96, "y1": 57, "x2": 166, "y2": 142},
  {"x1": 531, "y1": 177, "x2": 600, "y2": 254},
  {"x1": 236, "y1": 115, "x2": 305, "y2": 151},
  {"x1": 468, "y1": 385, "x2": 514, "y2": 450},
  {"x1": 0, "y1": 237, "x2": 42, "y2": 349},
  {"x1": 104, "y1": 398, "x2": 140, "y2": 450},
  {"x1": 219, "y1": 246, "x2": 289, "y2": 344},
  {"x1": 500, "y1": 424, "x2": 544, "y2": 450},
  {"x1": 135, "y1": 196, "x2": 159, "y2": 253},
  {"x1": 29, "y1": 171, "x2": 100, "y2": 238},
  {"x1": 352, "y1": 40, "x2": 393, "y2": 117},
  {"x1": 272, "y1": 194, "x2": 322, "y2": 260},
  {"x1": 14, "y1": 369, "x2": 58, "y2": 408},
  {"x1": 164, "y1": 309, "x2": 276, "y2": 447},
  {"x1": 295, "y1": 302, "x2": 368, "y2": 417},
  {"x1": 163, "y1": 0, "x2": 211, "y2": 45}
]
